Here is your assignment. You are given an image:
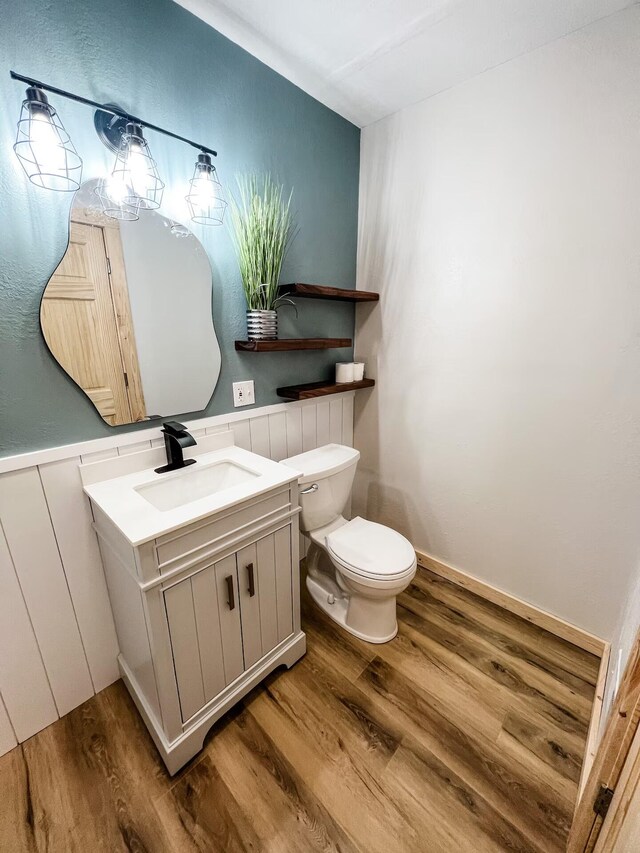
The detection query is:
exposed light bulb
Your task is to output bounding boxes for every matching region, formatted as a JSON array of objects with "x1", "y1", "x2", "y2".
[
  {"x1": 105, "y1": 173, "x2": 129, "y2": 203},
  {"x1": 186, "y1": 153, "x2": 226, "y2": 225},
  {"x1": 111, "y1": 122, "x2": 164, "y2": 210},
  {"x1": 13, "y1": 86, "x2": 82, "y2": 191},
  {"x1": 126, "y1": 141, "x2": 152, "y2": 196},
  {"x1": 28, "y1": 108, "x2": 65, "y2": 172},
  {"x1": 95, "y1": 172, "x2": 141, "y2": 221},
  {"x1": 191, "y1": 173, "x2": 216, "y2": 202}
]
